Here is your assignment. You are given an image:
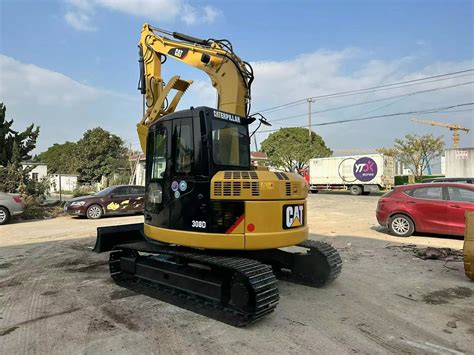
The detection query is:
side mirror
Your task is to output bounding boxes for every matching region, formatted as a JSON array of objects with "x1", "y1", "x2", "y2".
[{"x1": 109, "y1": 194, "x2": 115, "y2": 198}]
